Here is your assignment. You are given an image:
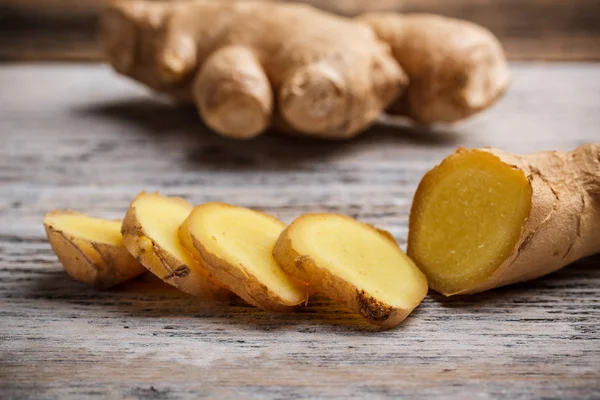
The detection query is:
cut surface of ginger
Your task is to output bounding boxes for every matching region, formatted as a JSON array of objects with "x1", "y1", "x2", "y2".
[
  {"x1": 181, "y1": 203, "x2": 306, "y2": 309},
  {"x1": 133, "y1": 193, "x2": 196, "y2": 267},
  {"x1": 122, "y1": 192, "x2": 229, "y2": 298},
  {"x1": 279, "y1": 214, "x2": 427, "y2": 312},
  {"x1": 408, "y1": 149, "x2": 532, "y2": 295},
  {"x1": 45, "y1": 212, "x2": 123, "y2": 245}
]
